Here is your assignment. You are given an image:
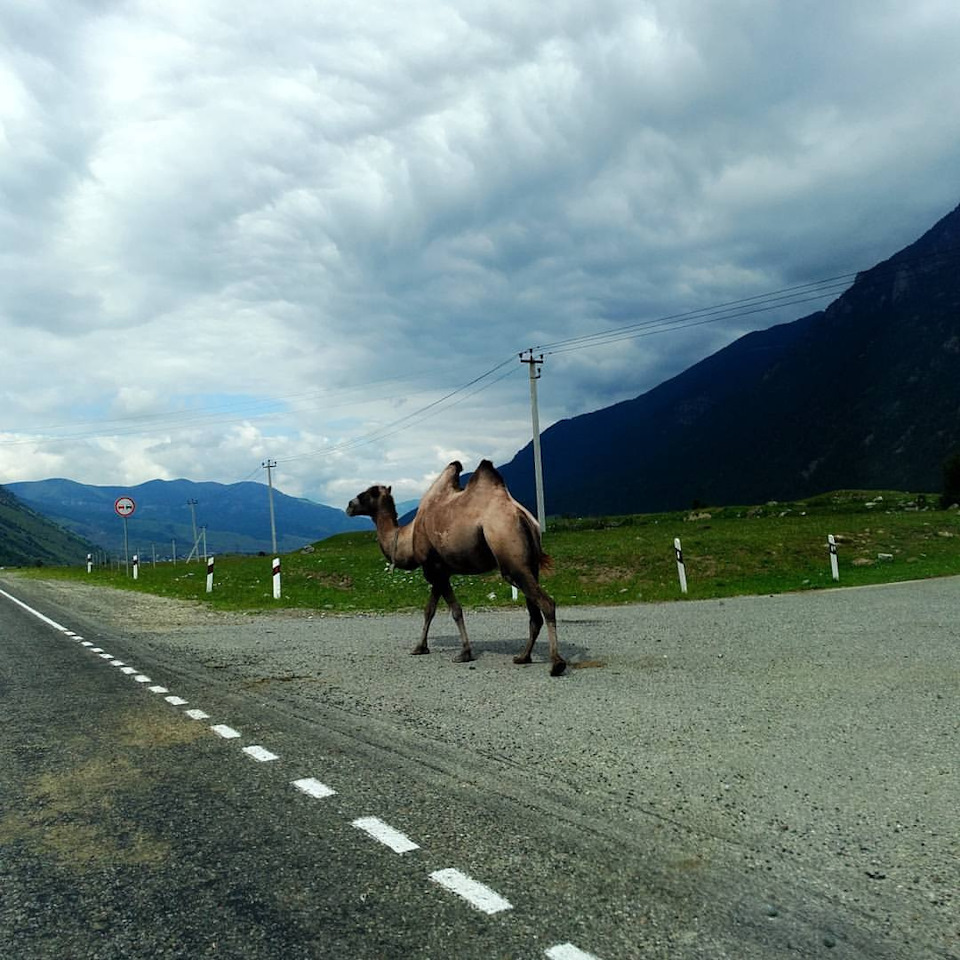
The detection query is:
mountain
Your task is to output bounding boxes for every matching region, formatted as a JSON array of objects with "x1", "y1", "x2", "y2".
[
  {"x1": 498, "y1": 202, "x2": 960, "y2": 516},
  {"x1": 0, "y1": 484, "x2": 98, "y2": 566},
  {"x1": 6, "y1": 478, "x2": 369, "y2": 557}
]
